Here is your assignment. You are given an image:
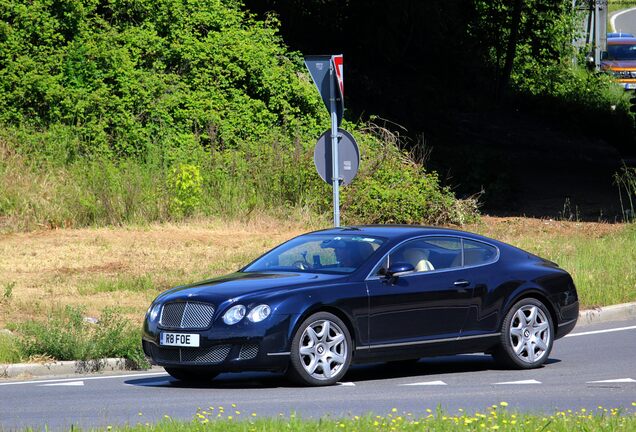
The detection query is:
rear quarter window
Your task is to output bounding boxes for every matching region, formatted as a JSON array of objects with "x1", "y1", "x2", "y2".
[{"x1": 462, "y1": 239, "x2": 498, "y2": 266}]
